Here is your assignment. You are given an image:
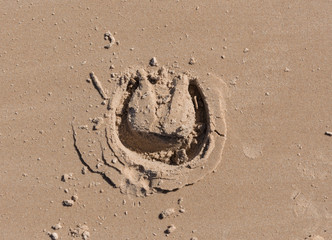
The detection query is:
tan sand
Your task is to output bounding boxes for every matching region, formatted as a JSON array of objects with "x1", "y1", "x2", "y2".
[{"x1": 0, "y1": 1, "x2": 331, "y2": 239}]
